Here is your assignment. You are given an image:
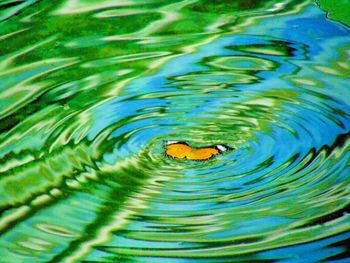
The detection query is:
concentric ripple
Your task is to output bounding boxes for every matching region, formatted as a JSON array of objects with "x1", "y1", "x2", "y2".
[{"x1": 0, "y1": 0, "x2": 350, "y2": 262}]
